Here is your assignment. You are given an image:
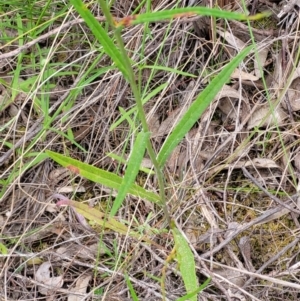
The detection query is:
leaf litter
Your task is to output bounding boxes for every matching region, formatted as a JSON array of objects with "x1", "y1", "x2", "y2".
[{"x1": 1, "y1": 0, "x2": 300, "y2": 300}]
